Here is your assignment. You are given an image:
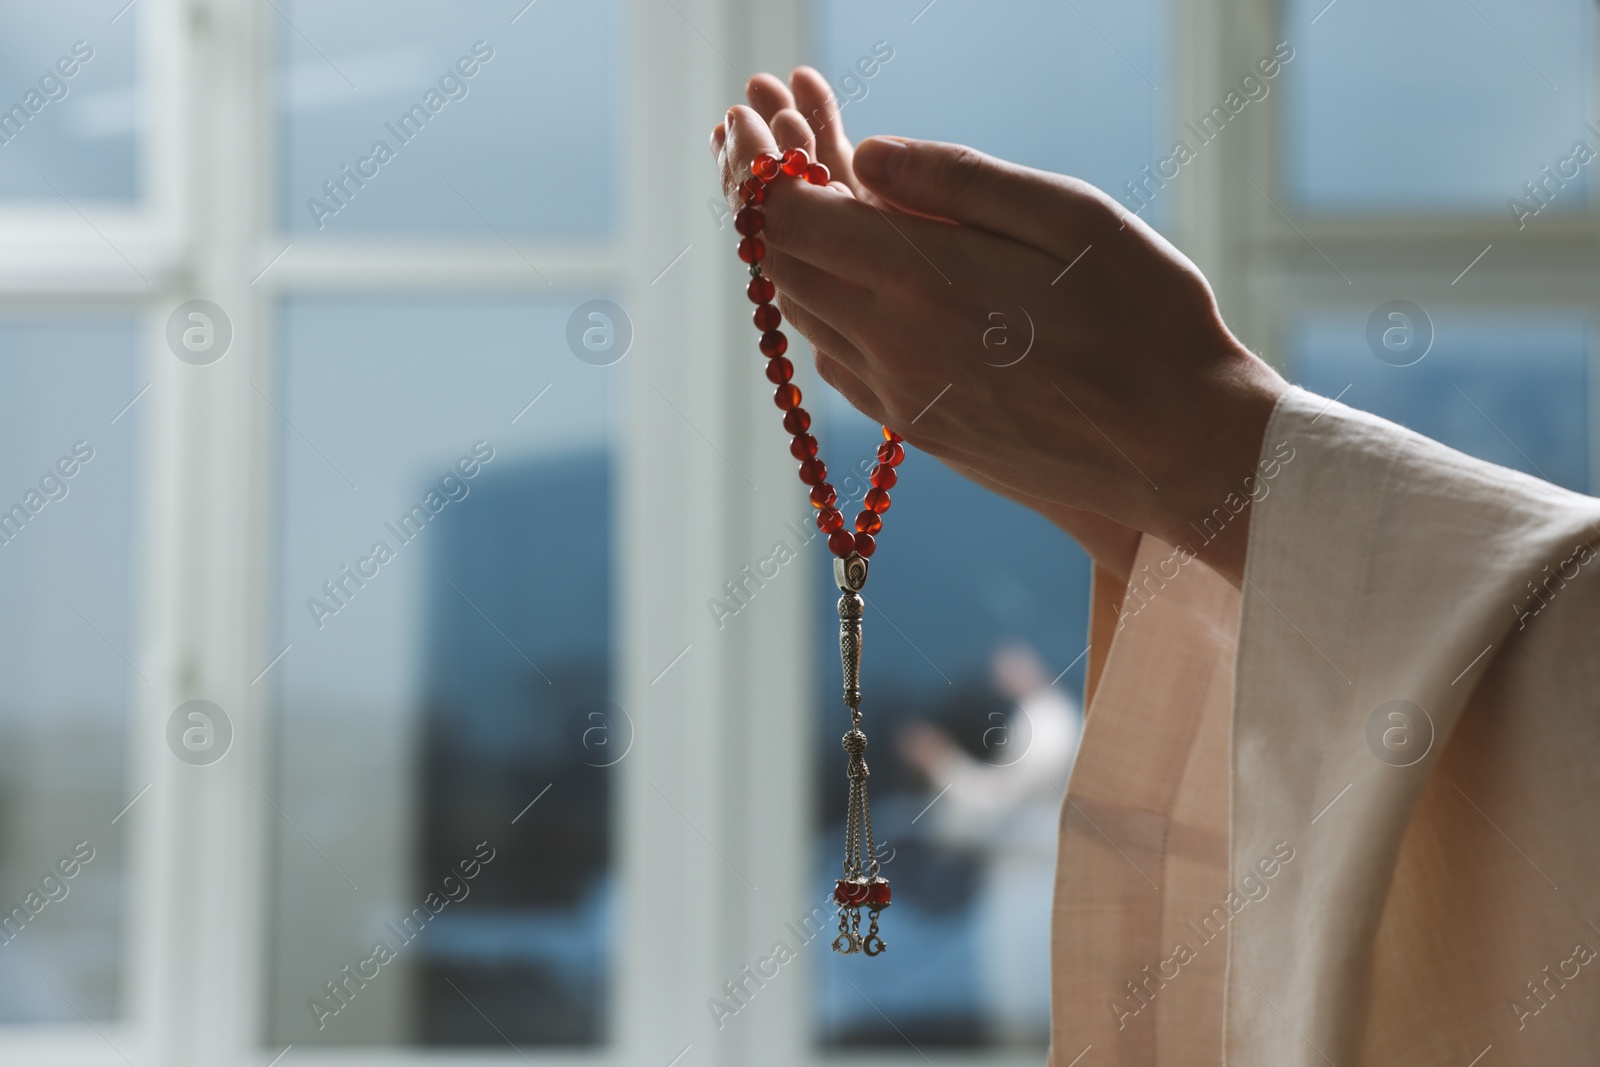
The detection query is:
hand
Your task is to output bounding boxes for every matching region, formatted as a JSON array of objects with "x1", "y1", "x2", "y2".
[
  {"x1": 725, "y1": 71, "x2": 1143, "y2": 584},
  {"x1": 741, "y1": 68, "x2": 879, "y2": 204},
  {"x1": 897, "y1": 720, "x2": 961, "y2": 780},
  {"x1": 710, "y1": 81, "x2": 1286, "y2": 586}
]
